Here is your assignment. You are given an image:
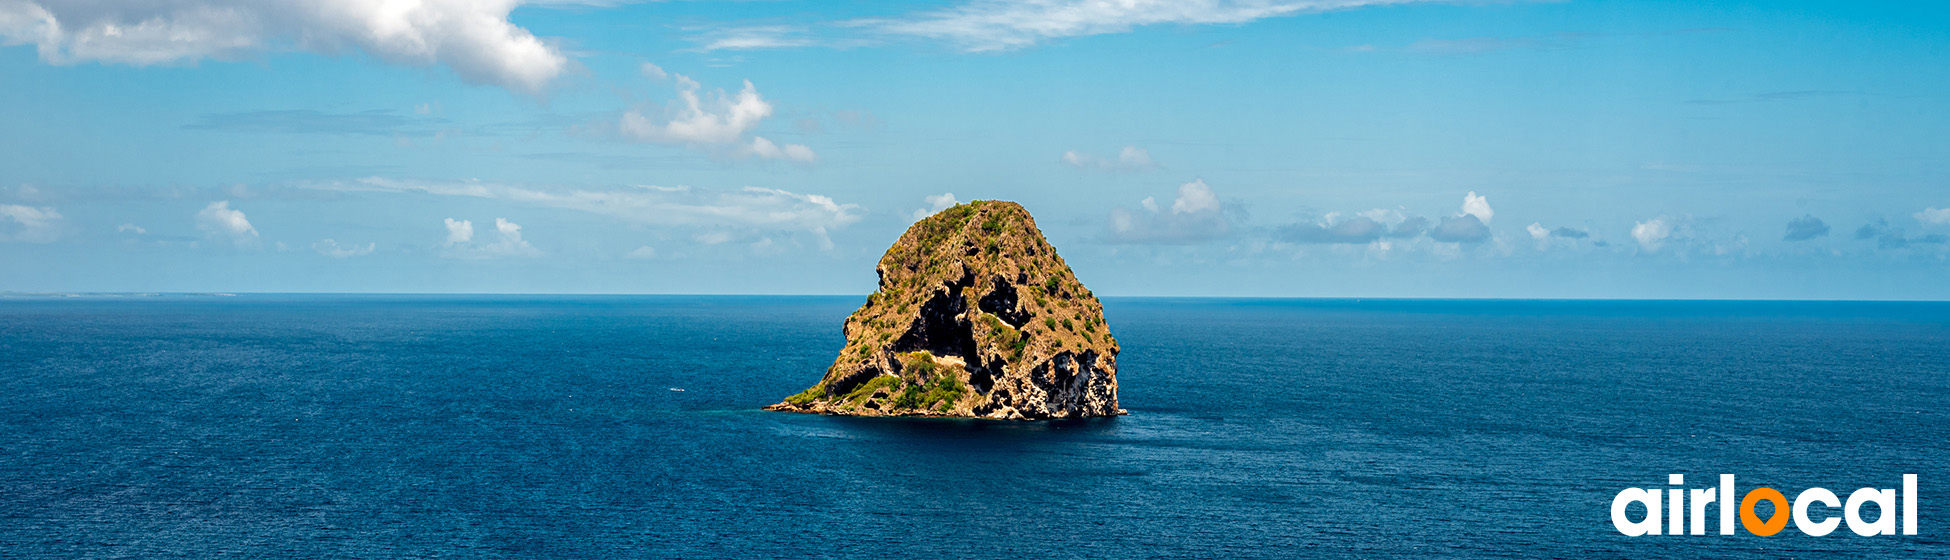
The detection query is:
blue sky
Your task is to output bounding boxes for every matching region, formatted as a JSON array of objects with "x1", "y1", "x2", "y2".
[{"x1": 1, "y1": 0, "x2": 1946, "y2": 298}]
